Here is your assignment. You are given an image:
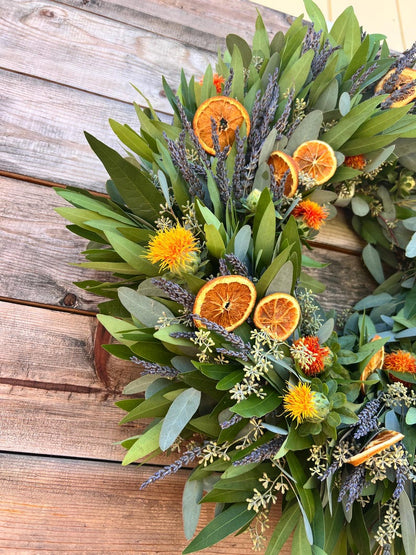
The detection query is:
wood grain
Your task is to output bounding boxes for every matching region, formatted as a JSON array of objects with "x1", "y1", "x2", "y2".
[
  {"x1": 1, "y1": 176, "x2": 365, "y2": 310},
  {"x1": 57, "y1": 0, "x2": 292, "y2": 48},
  {"x1": 0, "y1": 453, "x2": 291, "y2": 554},
  {"x1": 0, "y1": 70, "x2": 143, "y2": 191},
  {"x1": 0, "y1": 0, "x2": 214, "y2": 111}
]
